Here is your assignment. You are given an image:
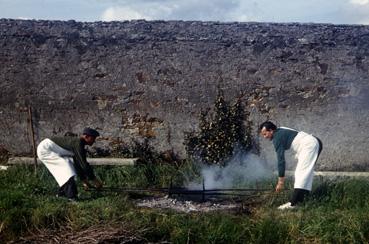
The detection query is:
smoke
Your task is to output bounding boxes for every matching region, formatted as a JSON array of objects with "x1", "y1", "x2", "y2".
[{"x1": 186, "y1": 149, "x2": 273, "y2": 190}]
